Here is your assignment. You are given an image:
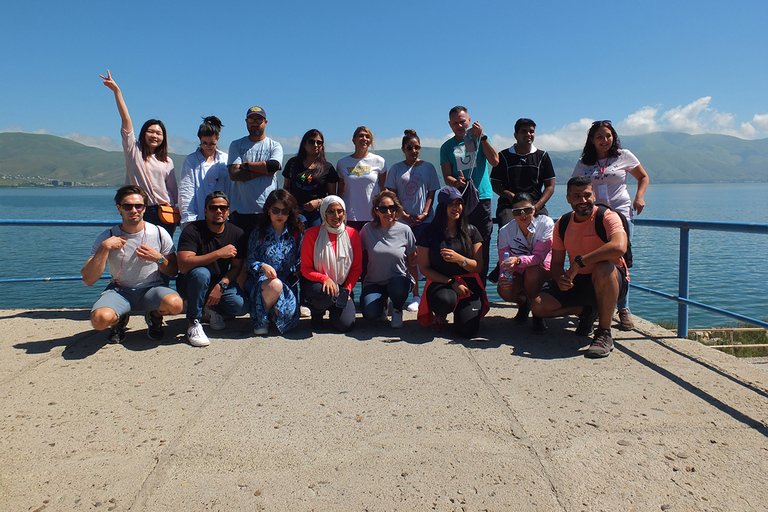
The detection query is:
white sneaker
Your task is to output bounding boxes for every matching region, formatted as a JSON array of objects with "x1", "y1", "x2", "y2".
[
  {"x1": 254, "y1": 326, "x2": 268, "y2": 336},
  {"x1": 391, "y1": 309, "x2": 403, "y2": 329},
  {"x1": 187, "y1": 320, "x2": 210, "y2": 347},
  {"x1": 204, "y1": 306, "x2": 225, "y2": 330},
  {"x1": 406, "y1": 296, "x2": 420, "y2": 312},
  {"x1": 300, "y1": 306, "x2": 311, "y2": 318}
]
